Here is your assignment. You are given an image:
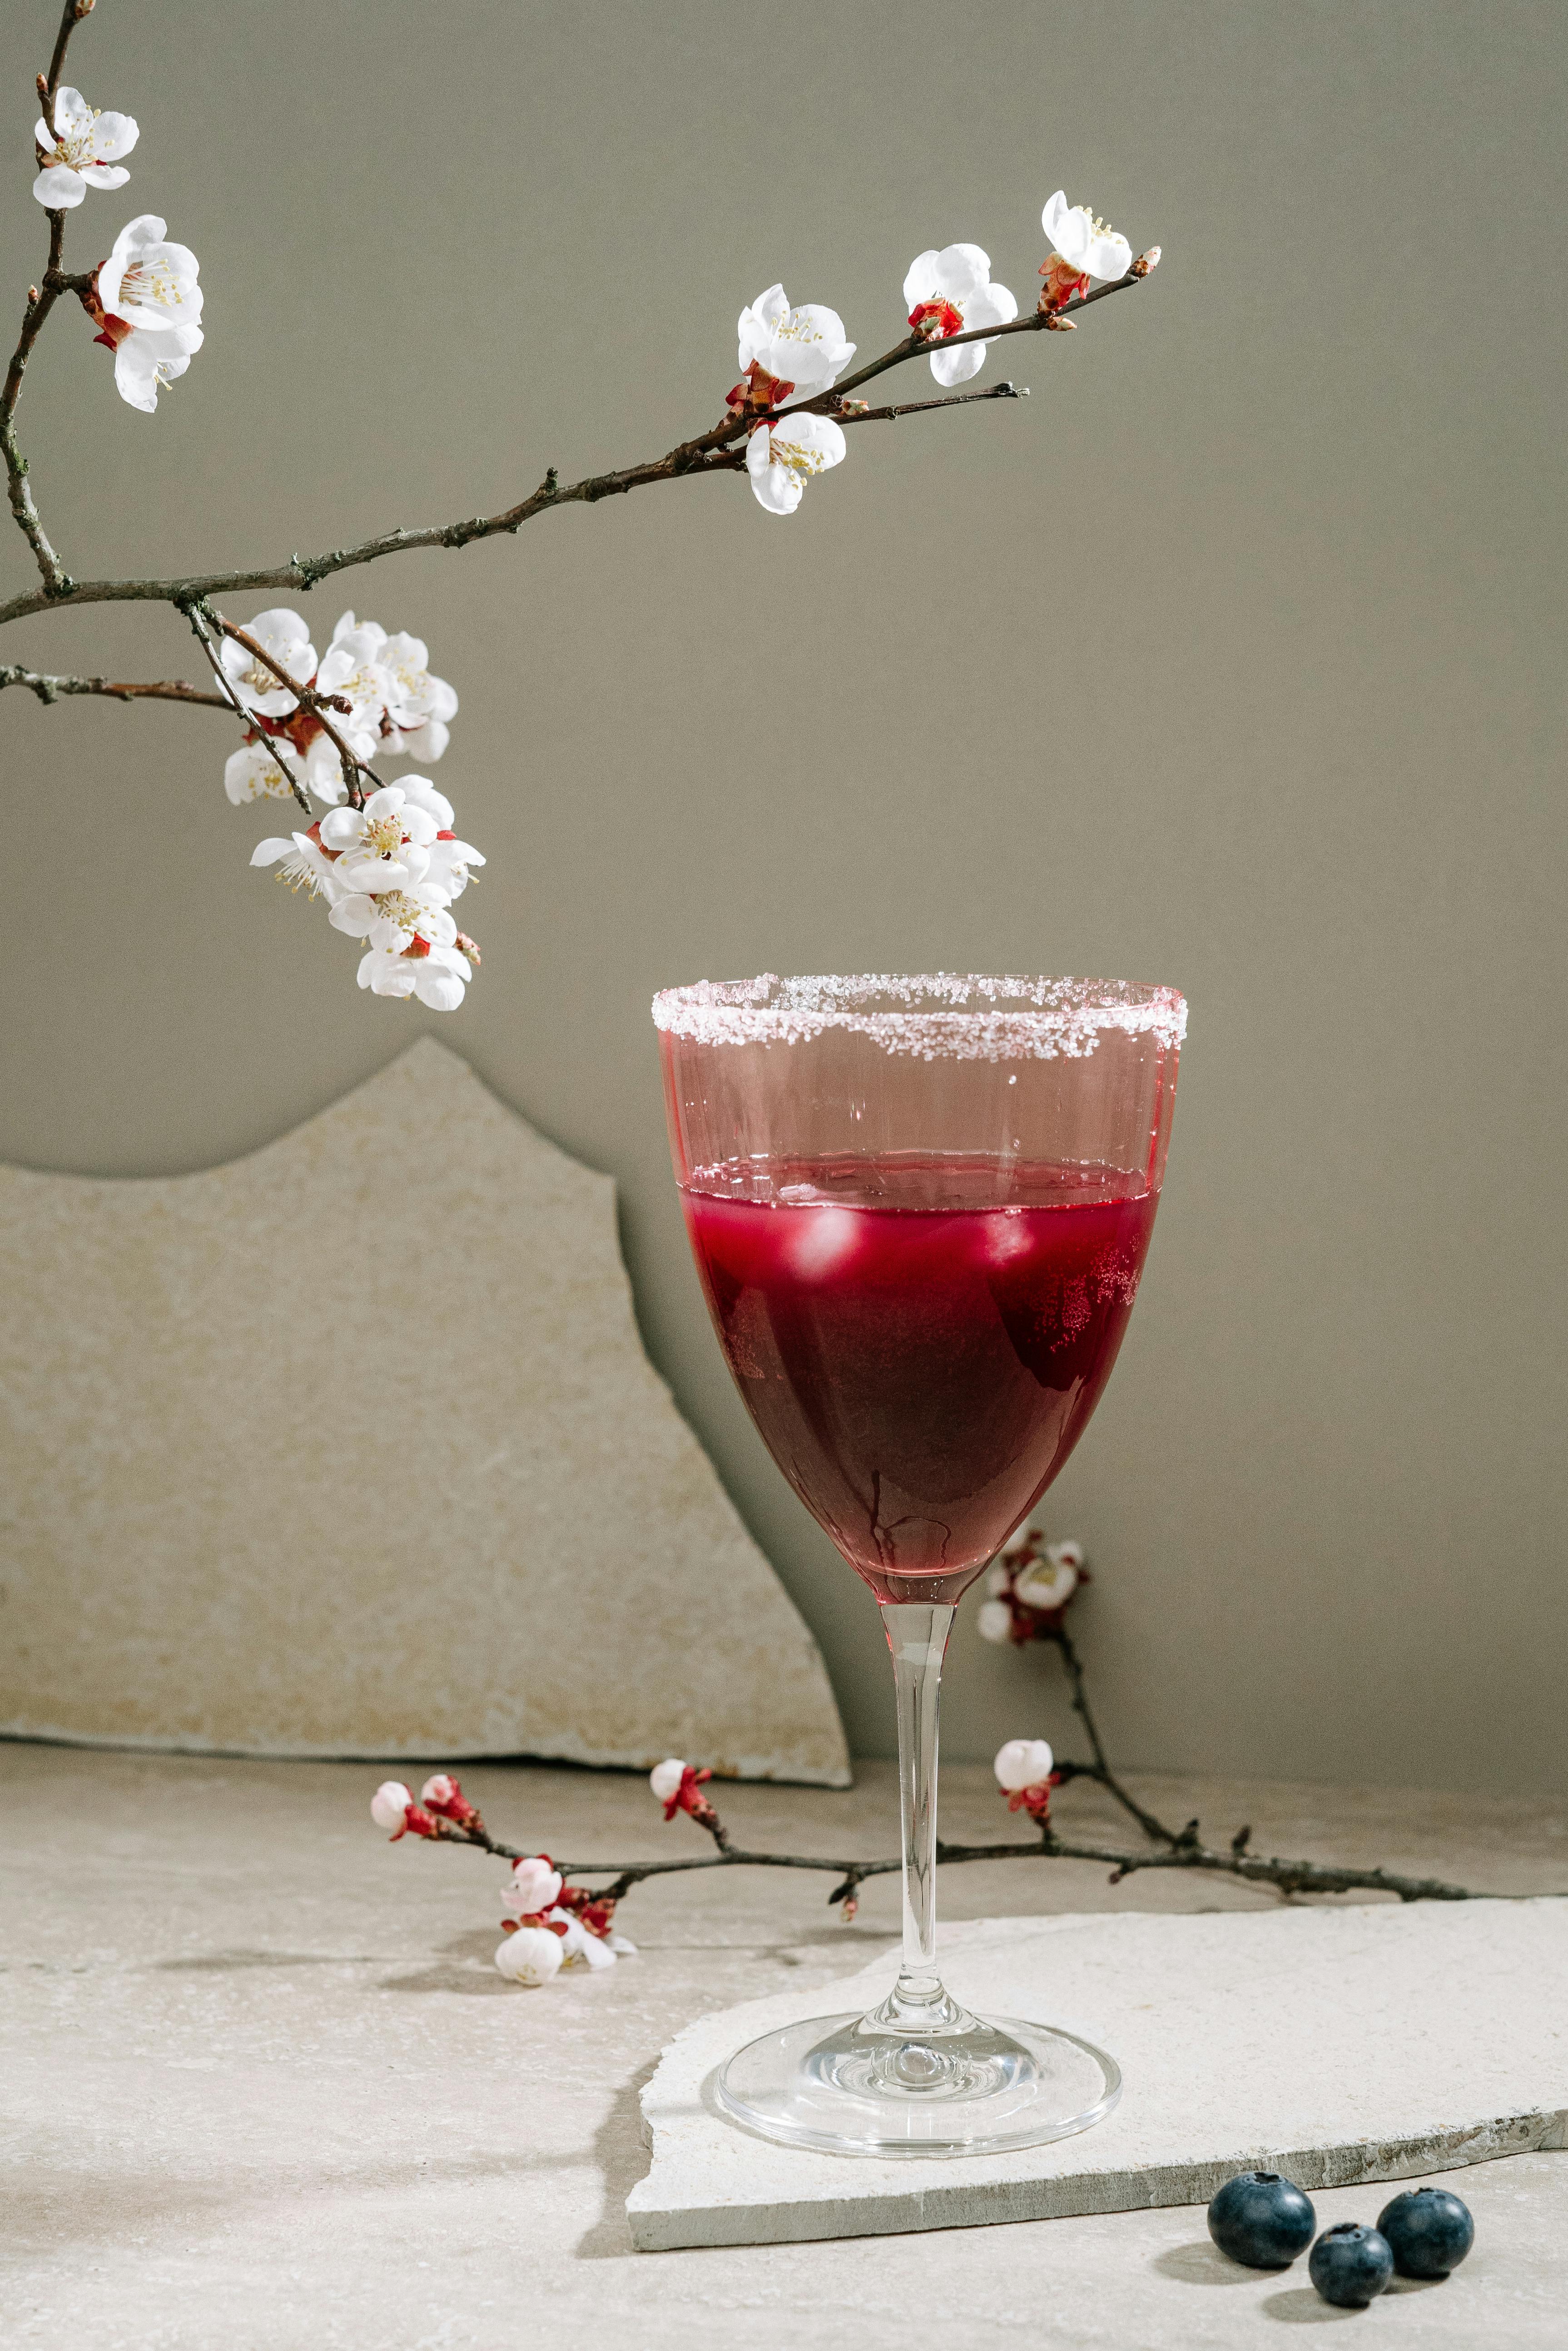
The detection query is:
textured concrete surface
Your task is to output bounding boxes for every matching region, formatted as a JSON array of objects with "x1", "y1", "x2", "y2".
[
  {"x1": 5, "y1": 1741, "x2": 1568, "y2": 2346},
  {"x1": 633, "y1": 1903, "x2": 1568, "y2": 2249},
  {"x1": 0, "y1": 1040, "x2": 848, "y2": 1783}
]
